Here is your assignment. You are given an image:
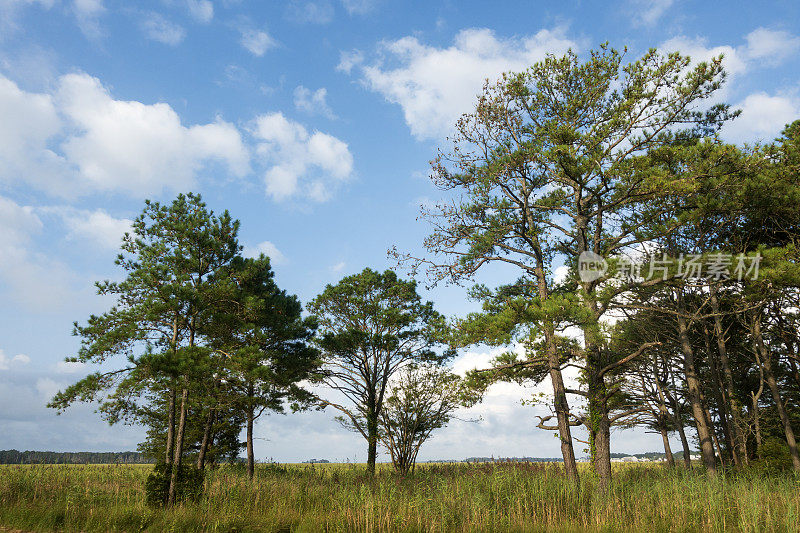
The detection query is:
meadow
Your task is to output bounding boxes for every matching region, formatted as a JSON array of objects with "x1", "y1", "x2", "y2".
[{"x1": 0, "y1": 462, "x2": 798, "y2": 532}]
